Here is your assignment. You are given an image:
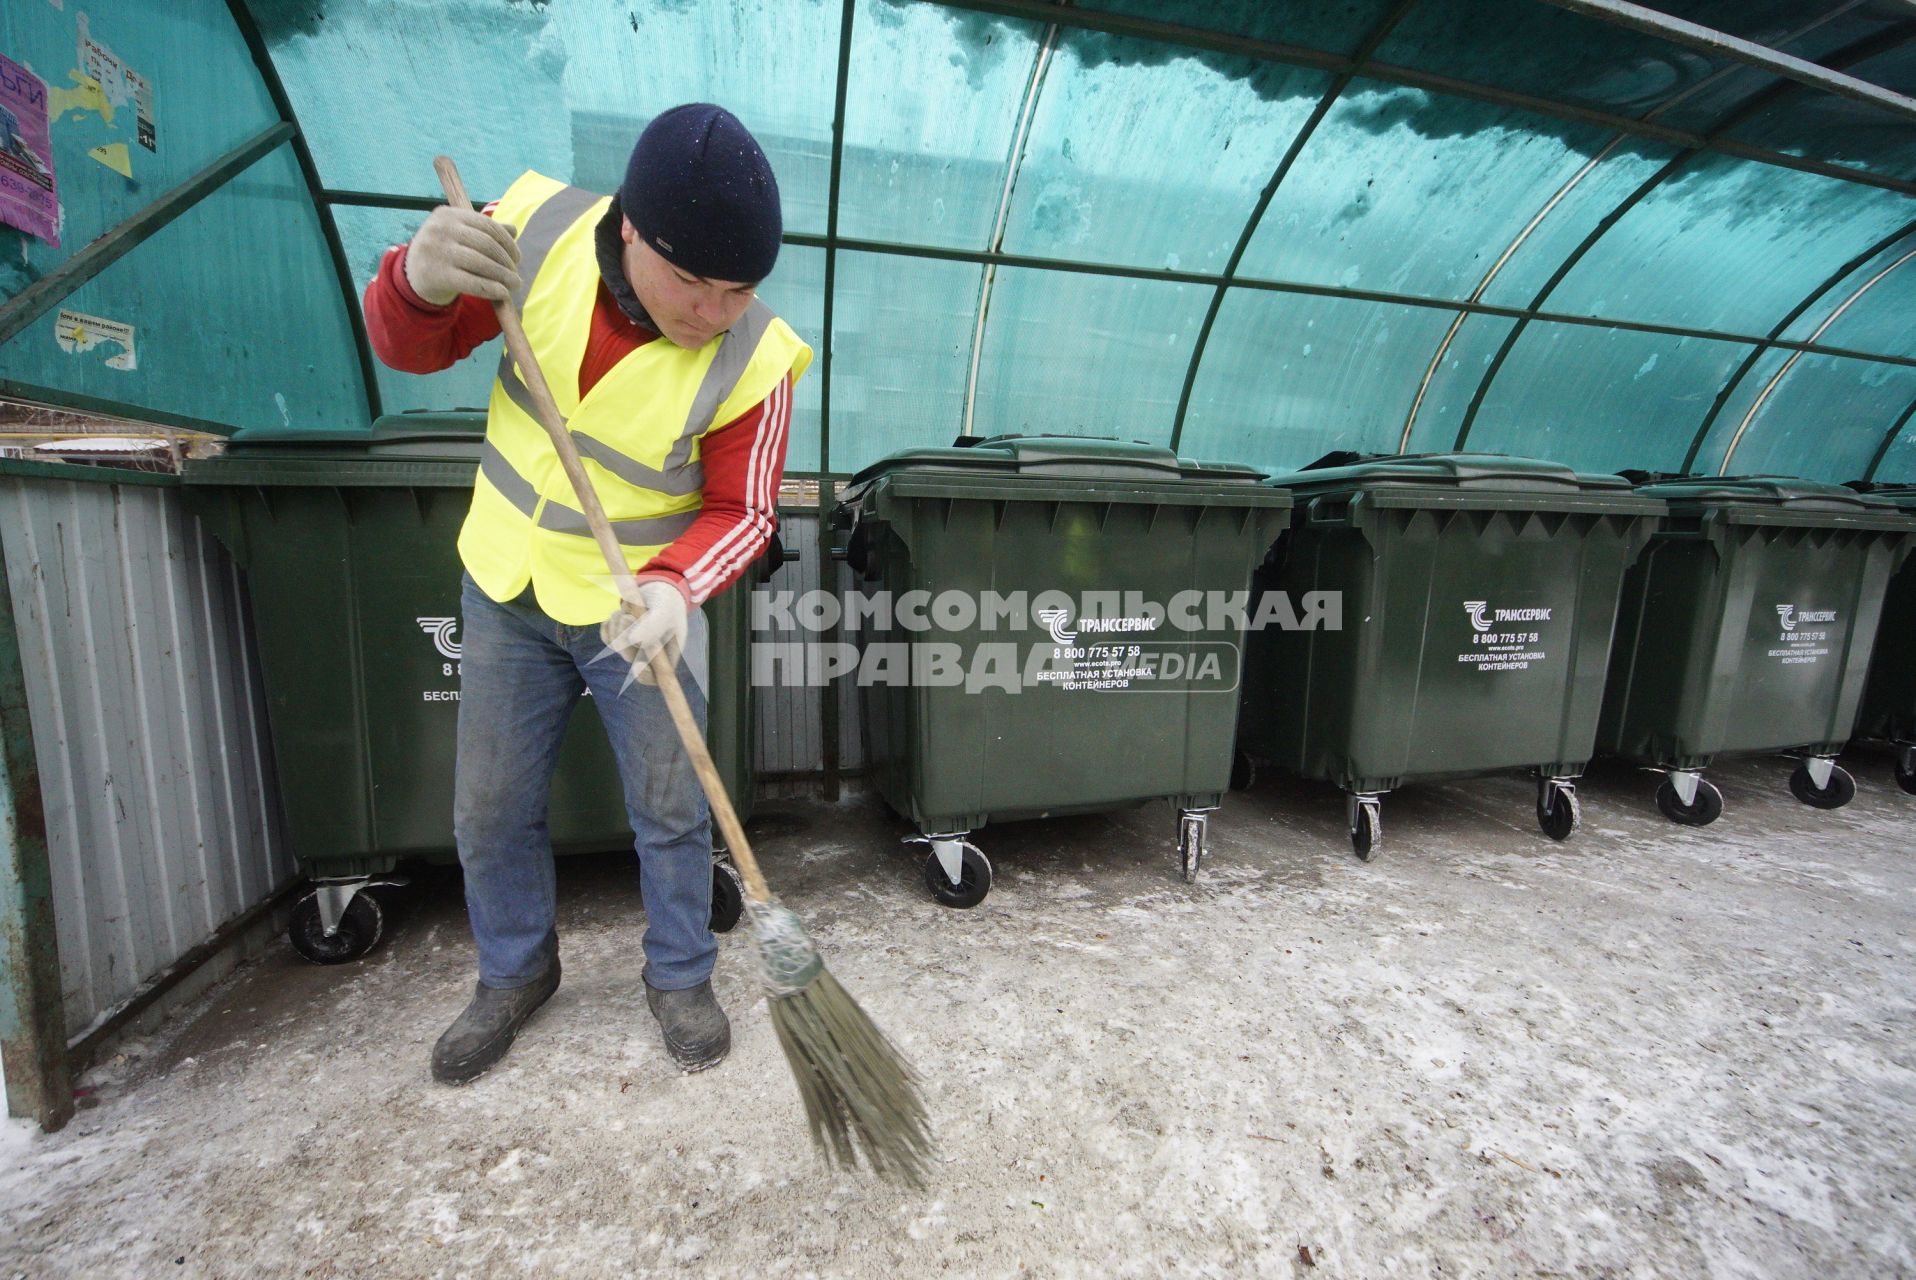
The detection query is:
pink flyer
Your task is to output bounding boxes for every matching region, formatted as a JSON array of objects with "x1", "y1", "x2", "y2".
[{"x1": 0, "y1": 53, "x2": 59, "y2": 247}]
